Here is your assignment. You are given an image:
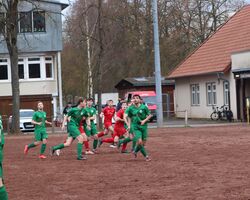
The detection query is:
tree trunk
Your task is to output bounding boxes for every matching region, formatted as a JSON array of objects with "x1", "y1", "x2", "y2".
[{"x1": 5, "y1": 0, "x2": 20, "y2": 134}]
